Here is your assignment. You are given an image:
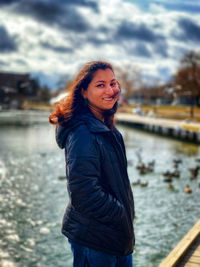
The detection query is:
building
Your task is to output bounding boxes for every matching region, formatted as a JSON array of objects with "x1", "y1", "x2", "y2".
[{"x1": 0, "y1": 72, "x2": 39, "y2": 109}]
